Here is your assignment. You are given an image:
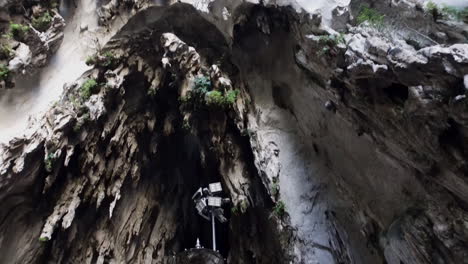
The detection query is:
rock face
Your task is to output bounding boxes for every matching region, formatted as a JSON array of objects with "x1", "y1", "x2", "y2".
[
  {"x1": 0, "y1": 1, "x2": 468, "y2": 264},
  {"x1": 0, "y1": 1, "x2": 65, "y2": 89}
]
